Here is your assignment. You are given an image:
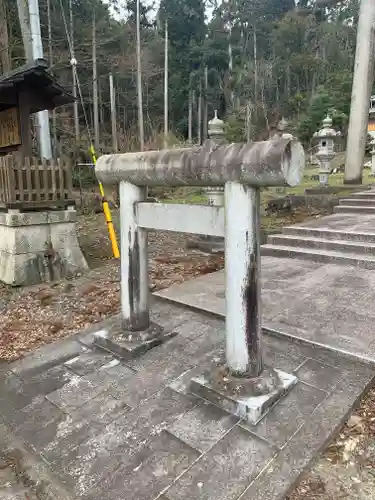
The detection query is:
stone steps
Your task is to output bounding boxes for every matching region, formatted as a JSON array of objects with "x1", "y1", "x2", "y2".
[
  {"x1": 261, "y1": 244, "x2": 375, "y2": 269},
  {"x1": 267, "y1": 234, "x2": 375, "y2": 256},
  {"x1": 334, "y1": 205, "x2": 375, "y2": 214},
  {"x1": 346, "y1": 191, "x2": 375, "y2": 200},
  {"x1": 262, "y1": 189, "x2": 375, "y2": 267},
  {"x1": 339, "y1": 198, "x2": 375, "y2": 206},
  {"x1": 282, "y1": 225, "x2": 375, "y2": 243}
]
